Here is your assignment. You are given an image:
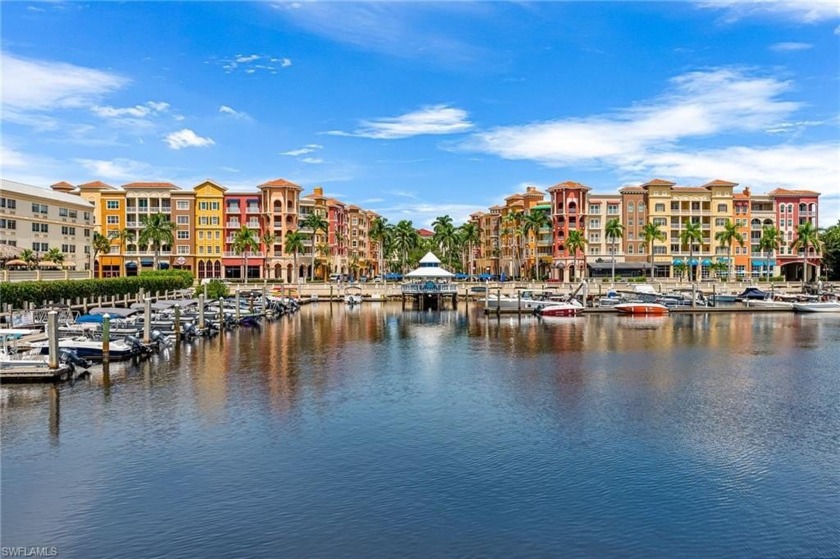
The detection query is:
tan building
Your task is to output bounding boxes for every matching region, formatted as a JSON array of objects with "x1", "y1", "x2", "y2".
[
  {"x1": 0, "y1": 179, "x2": 94, "y2": 271},
  {"x1": 259, "y1": 178, "x2": 303, "y2": 282}
]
